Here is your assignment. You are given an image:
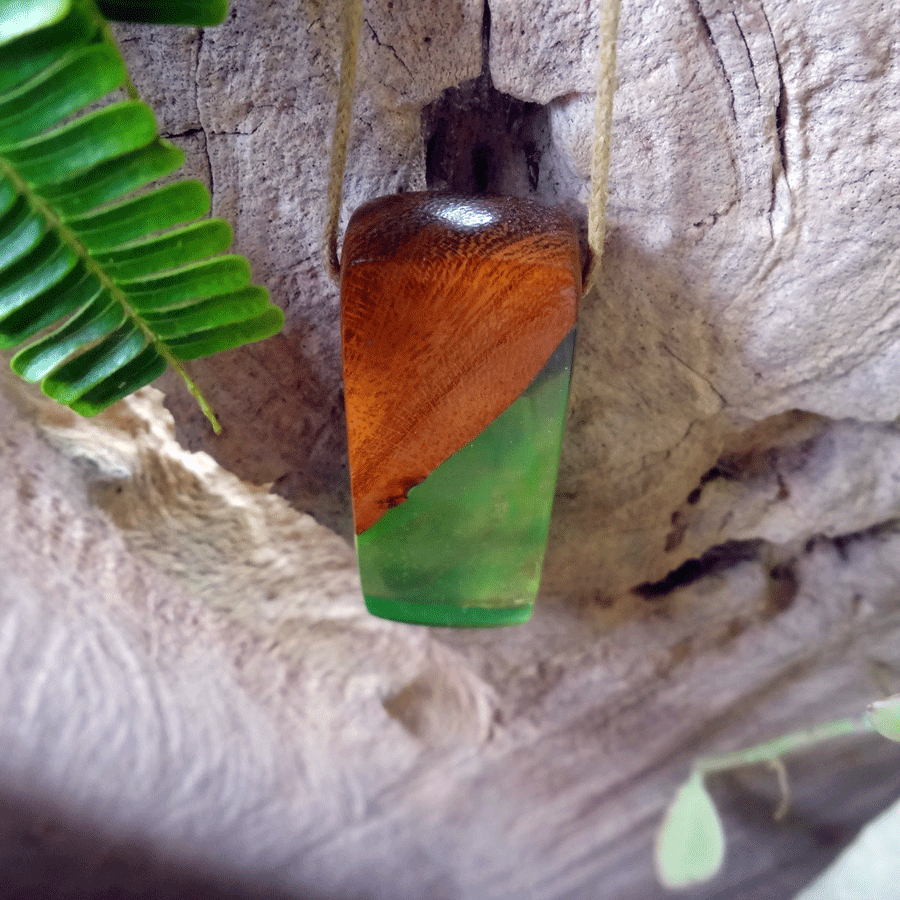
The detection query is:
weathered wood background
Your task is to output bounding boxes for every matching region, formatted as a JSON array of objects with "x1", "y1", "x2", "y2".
[{"x1": 3, "y1": 0, "x2": 900, "y2": 896}]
